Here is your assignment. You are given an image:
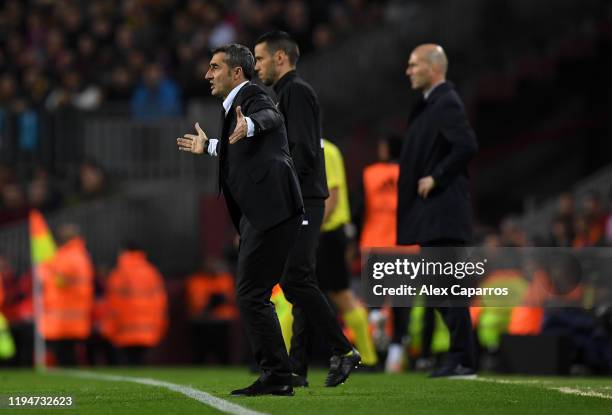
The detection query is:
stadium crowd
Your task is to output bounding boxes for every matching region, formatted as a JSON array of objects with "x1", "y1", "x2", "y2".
[
  {"x1": 0, "y1": 0, "x2": 387, "y2": 225},
  {"x1": 0, "y1": 0, "x2": 386, "y2": 115},
  {"x1": 0, "y1": 160, "x2": 109, "y2": 226}
]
